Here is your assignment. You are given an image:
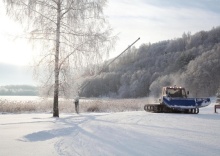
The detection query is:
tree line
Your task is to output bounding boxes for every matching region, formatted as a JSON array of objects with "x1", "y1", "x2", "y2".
[
  {"x1": 79, "y1": 26, "x2": 220, "y2": 98},
  {"x1": 0, "y1": 85, "x2": 38, "y2": 96}
]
